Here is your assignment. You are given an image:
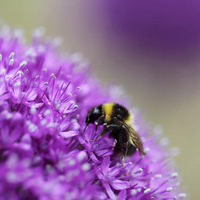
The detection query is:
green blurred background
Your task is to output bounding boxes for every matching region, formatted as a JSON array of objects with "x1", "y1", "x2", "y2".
[{"x1": 1, "y1": 1, "x2": 200, "y2": 198}]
